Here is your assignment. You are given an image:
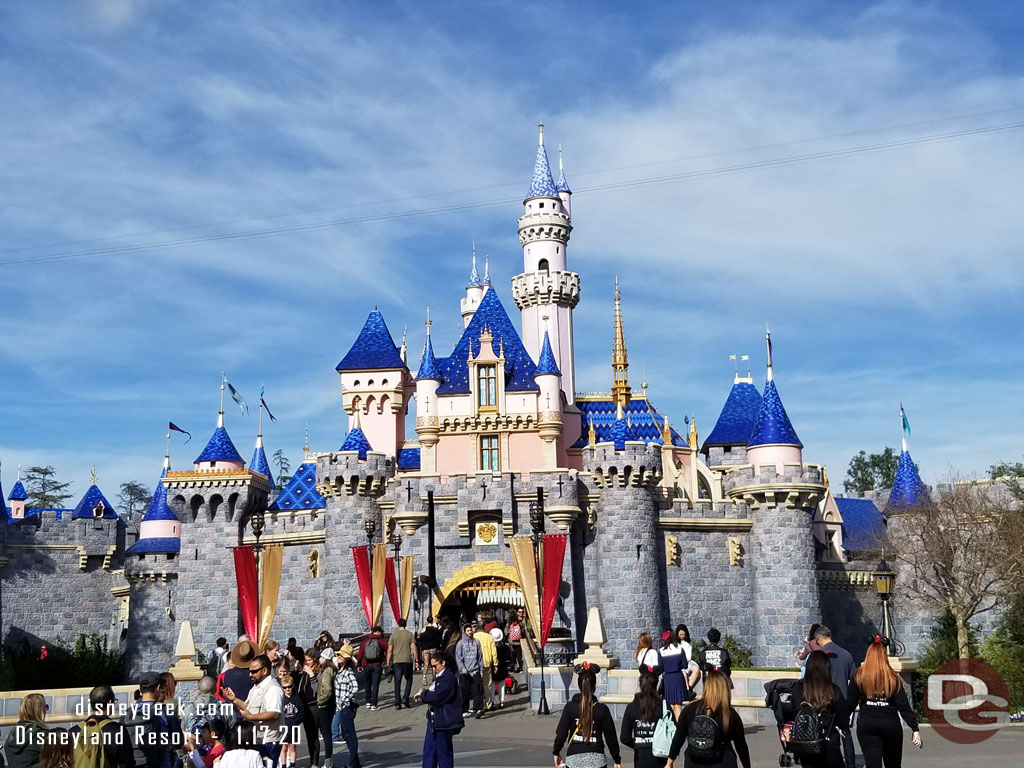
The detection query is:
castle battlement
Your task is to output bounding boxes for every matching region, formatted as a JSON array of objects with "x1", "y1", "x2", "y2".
[
  {"x1": 317, "y1": 450, "x2": 393, "y2": 498},
  {"x1": 583, "y1": 441, "x2": 663, "y2": 488}
]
